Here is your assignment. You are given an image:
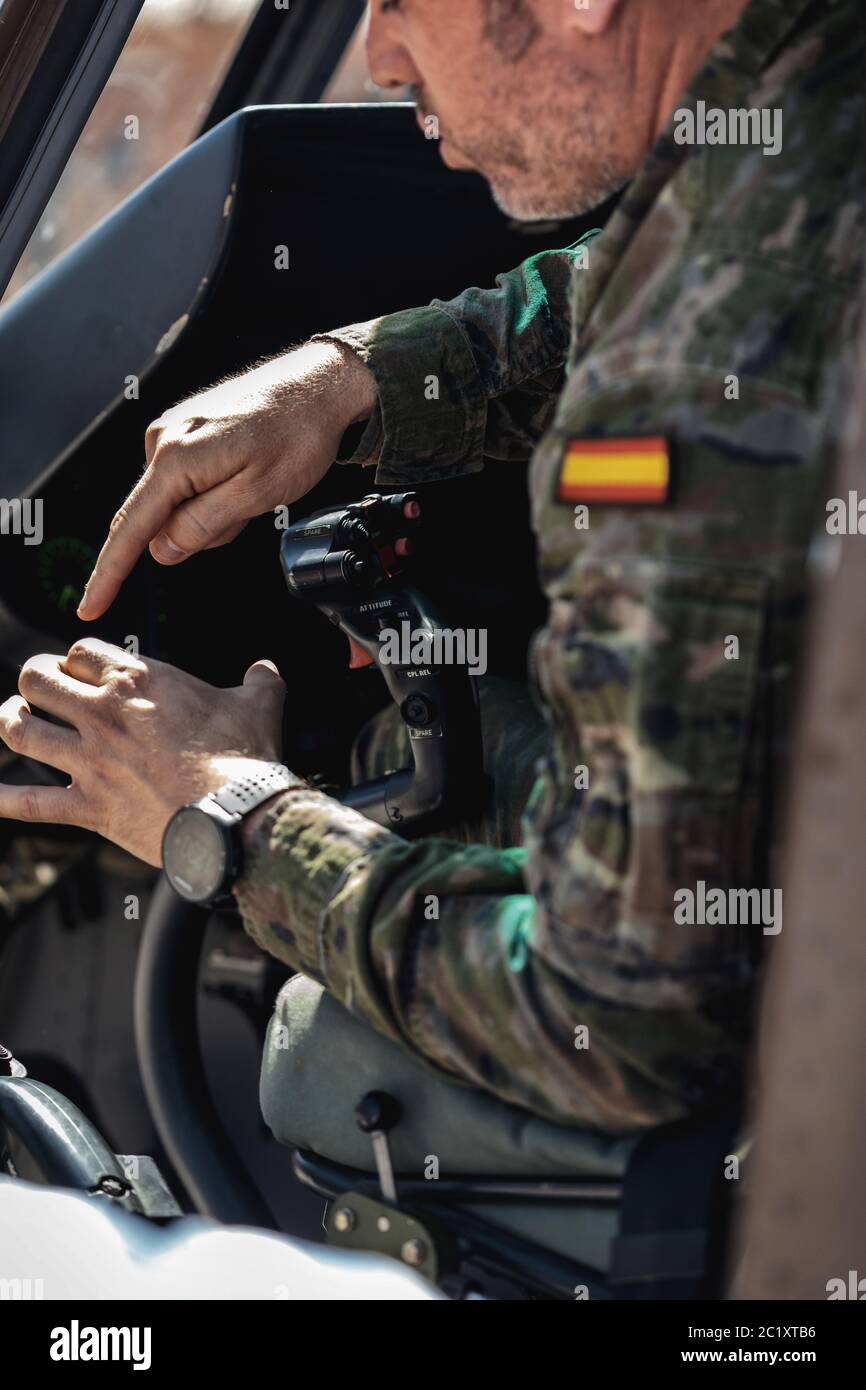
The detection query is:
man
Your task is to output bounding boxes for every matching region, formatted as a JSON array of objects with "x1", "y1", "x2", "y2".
[{"x1": 0, "y1": 0, "x2": 863, "y2": 1131}]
